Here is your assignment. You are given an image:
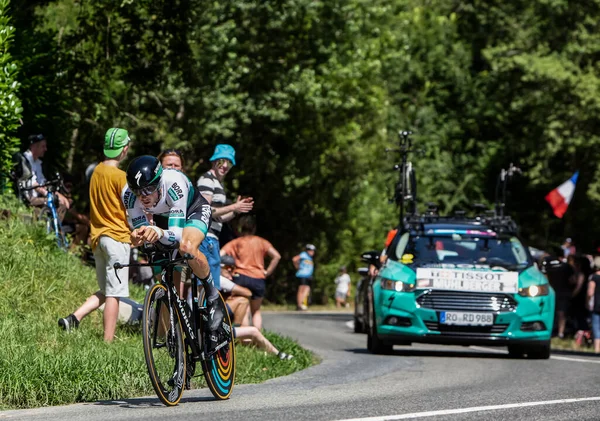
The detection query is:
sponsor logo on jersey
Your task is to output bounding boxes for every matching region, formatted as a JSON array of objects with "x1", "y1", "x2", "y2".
[
  {"x1": 171, "y1": 182, "x2": 184, "y2": 198},
  {"x1": 167, "y1": 187, "x2": 180, "y2": 202},
  {"x1": 124, "y1": 190, "x2": 136, "y2": 209},
  {"x1": 201, "y1": 204, "x2": 211, "y2": 225},
  {"x1": 132, "y1": 215, "x2": 146, "y2": 228}
]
